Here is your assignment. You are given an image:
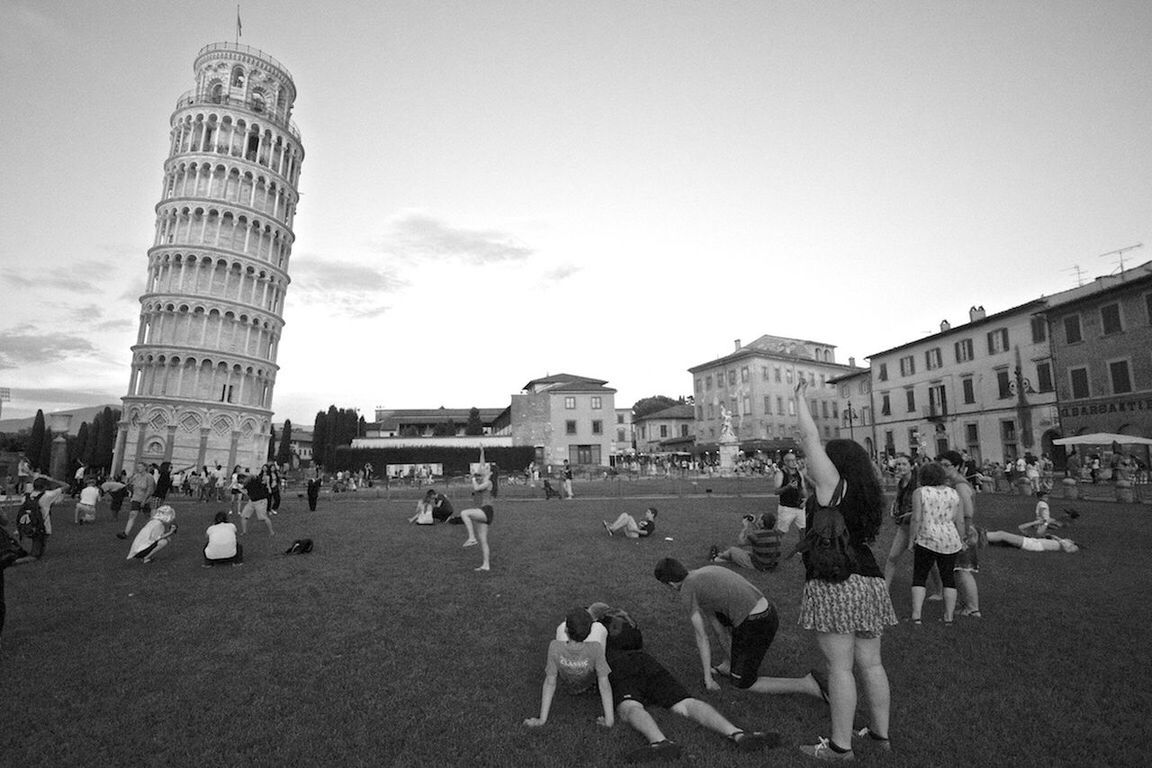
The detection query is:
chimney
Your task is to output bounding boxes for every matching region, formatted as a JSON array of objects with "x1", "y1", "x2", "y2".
[
  {"x1": 734, "y1": 339, "x2": 741, "y2": 351},
  {"x1": 969, "y1": 306, "x2": 986, "y2": 322},
  {"x1": 848, "y1": 356, "x2": 856, "y2": 367},
  {"x1": 940, "y1": 319, "x2": 951, "y2": 332}
]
